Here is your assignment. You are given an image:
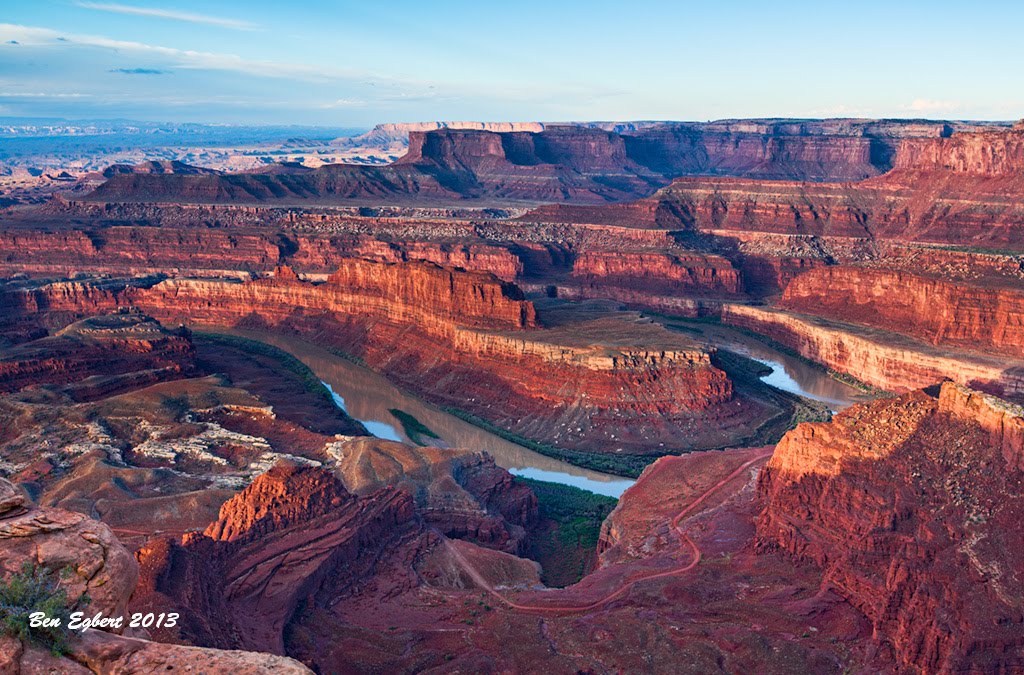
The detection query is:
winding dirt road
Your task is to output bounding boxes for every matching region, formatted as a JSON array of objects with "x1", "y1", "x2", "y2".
[{"x1": 445, "y1": 449, "x2": 774, "y2": 614}]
